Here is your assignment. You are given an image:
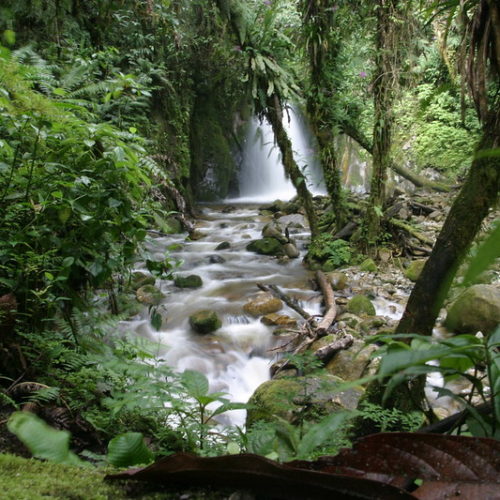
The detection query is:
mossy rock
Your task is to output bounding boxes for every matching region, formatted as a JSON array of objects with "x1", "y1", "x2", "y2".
[
  {"x1": 359, "y1": 258, "x2": 377, "y2": 273},
  {"x1": 445, "y1": 284, "x2": 500, "y2": 335},
  {"x1": 346, "y1": 295, "x2": 376, "y2": 316},
  {"x1": 405, "y1": 259, "x2": 426, "y2": 282},
  {"x1": 261, "y1": 313, "x2": 297, "y2": 327},
  {"x1": 130, "y1": 272, "x2": 155, "y2": 291},
  {"x1": 326, "y1": 340, "x2": 378, "y2": 382},
  {"x1": 174, "y1": 275, "x2": 203, "y2": 288},
  {"x1": 246, "y1": 238, "x2": 284, "y2": 256},
  {"x1": 262, "y1": 222, "x2": 287, "y2": 244},
  {"x1": 189, "y1": 310, "x2": 222, "y2": 334},
  {"x1": 246, "y1": 374, "x2": 363, "y2": 427},
  {"x1": 215, "y1": 241, "x2": 231, "y2": 250},
  {"x1": 135, "y1": 285, "x2": 165, "y2": 305},
  {"x1": 328, "y1": 272, "x2": 348, "y2": 291},
  {"x1": 243, "y1": 293, "x2": 283, "y2": 317}
]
